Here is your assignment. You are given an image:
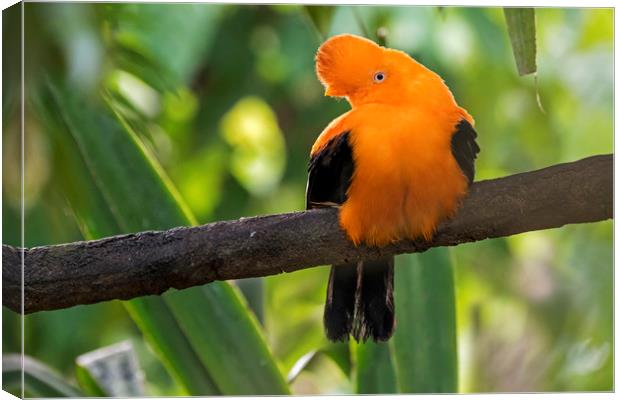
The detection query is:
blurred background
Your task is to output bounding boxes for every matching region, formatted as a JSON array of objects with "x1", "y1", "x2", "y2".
[{"x1": 2, "y1": 3, "x2": 612, "y2": 395}]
